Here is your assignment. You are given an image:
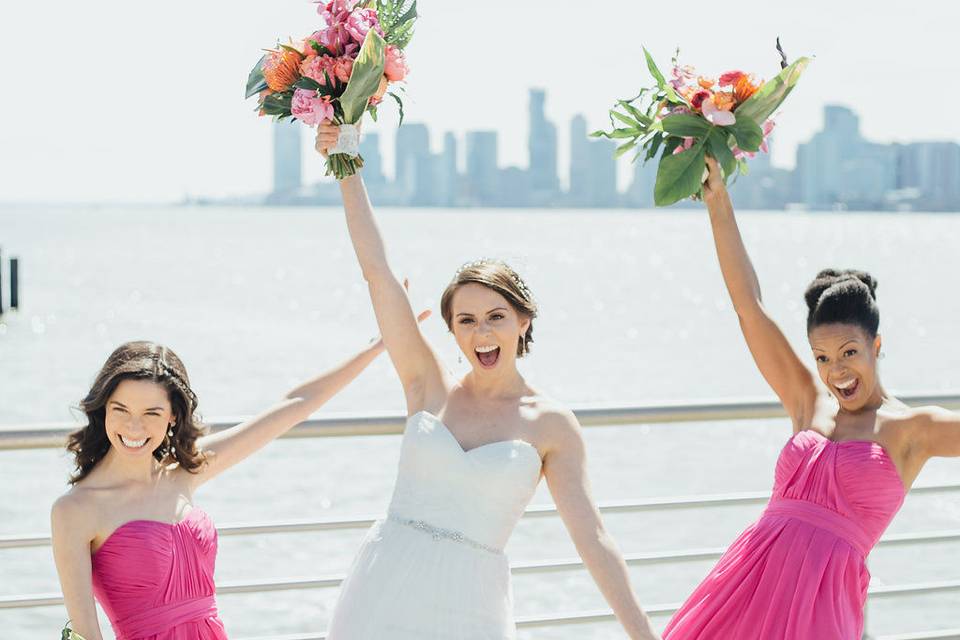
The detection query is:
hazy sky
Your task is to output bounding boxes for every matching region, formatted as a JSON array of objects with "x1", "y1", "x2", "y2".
[{"x1": 2, "y1": 1, "x2": 958, "y2": 202}]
